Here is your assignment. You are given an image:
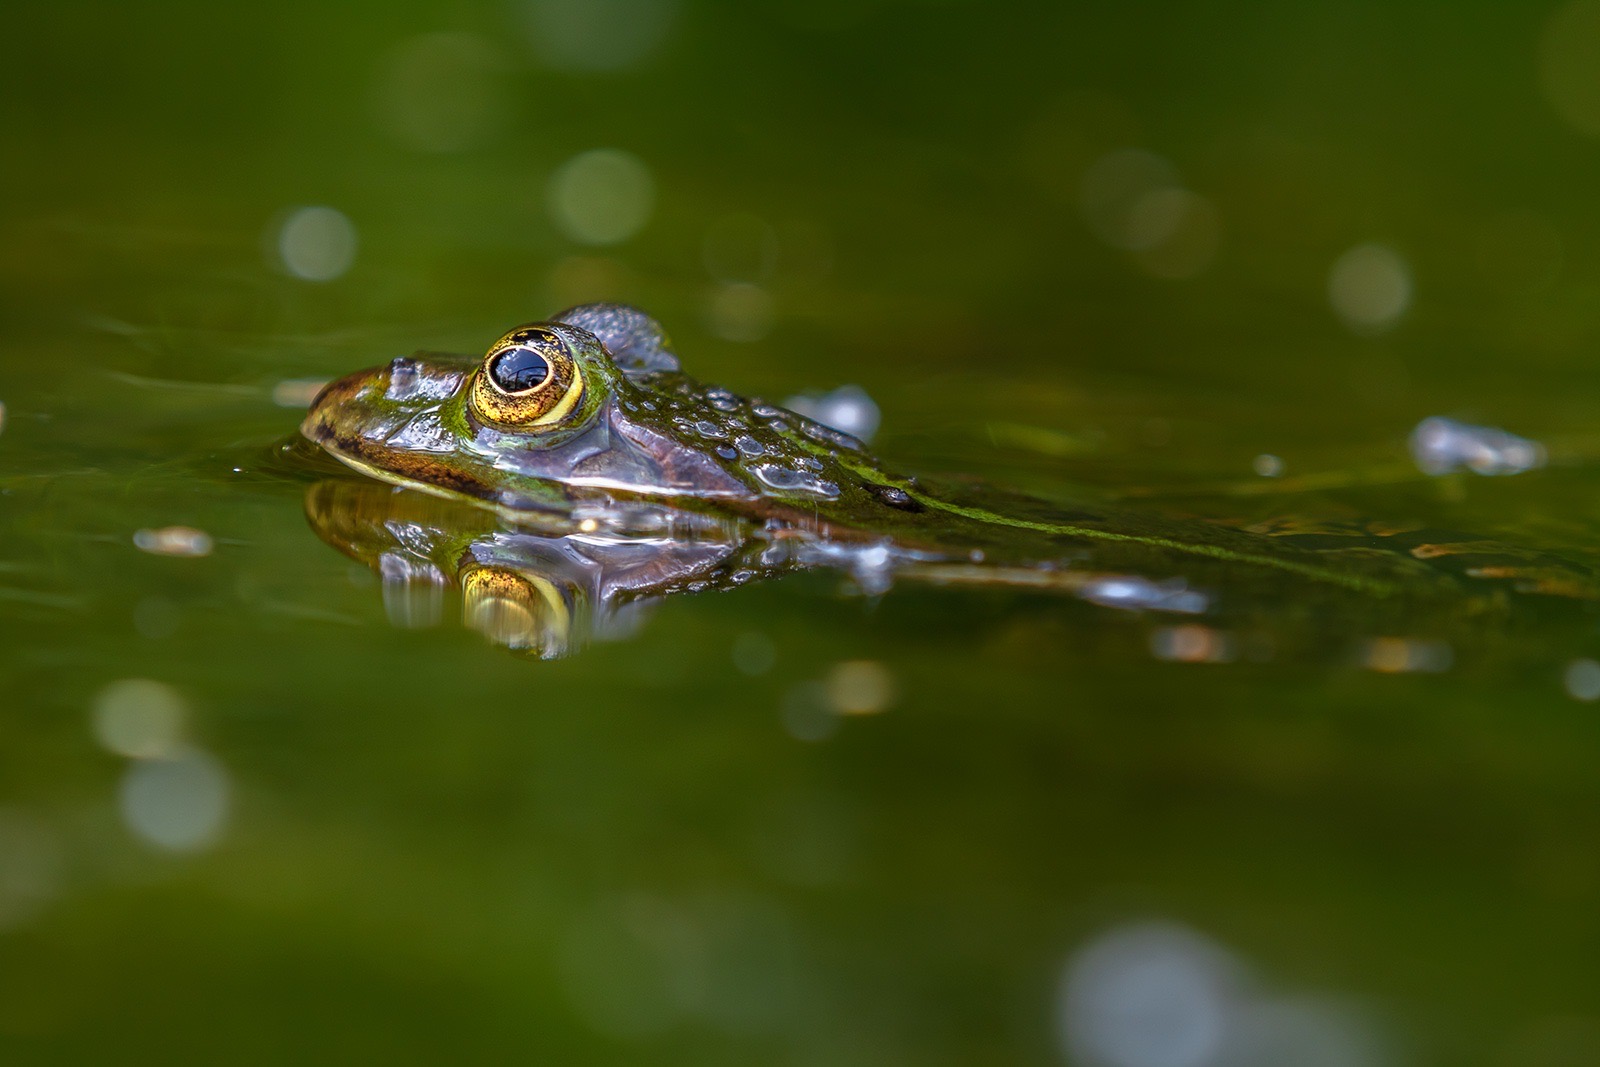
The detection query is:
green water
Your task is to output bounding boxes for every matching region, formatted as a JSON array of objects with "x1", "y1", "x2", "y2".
[{"x1": 8, "y1": 2, "x2": 1600, "y2": 1063}]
